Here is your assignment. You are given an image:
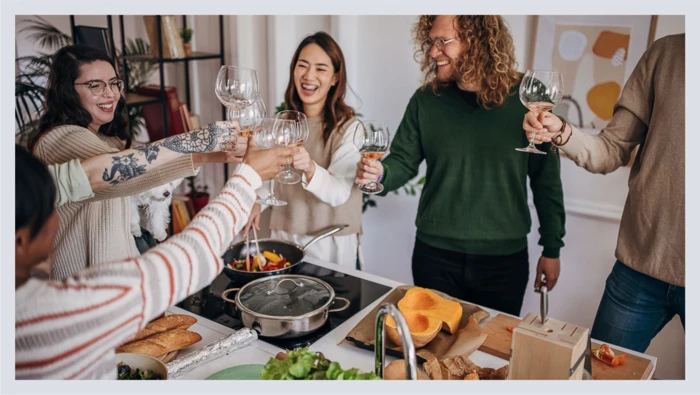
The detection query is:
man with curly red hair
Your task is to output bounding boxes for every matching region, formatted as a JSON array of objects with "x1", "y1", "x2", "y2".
[{"x1": 355, "y1": 15, "x2": 565, "y2": 316}]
